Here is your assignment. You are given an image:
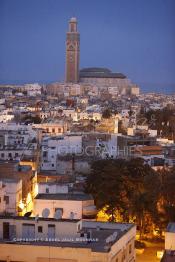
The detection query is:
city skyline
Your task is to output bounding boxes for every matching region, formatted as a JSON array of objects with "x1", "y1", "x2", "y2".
[{"x1": 0, "y1": 0, "x2": 175, "y2": 93}]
